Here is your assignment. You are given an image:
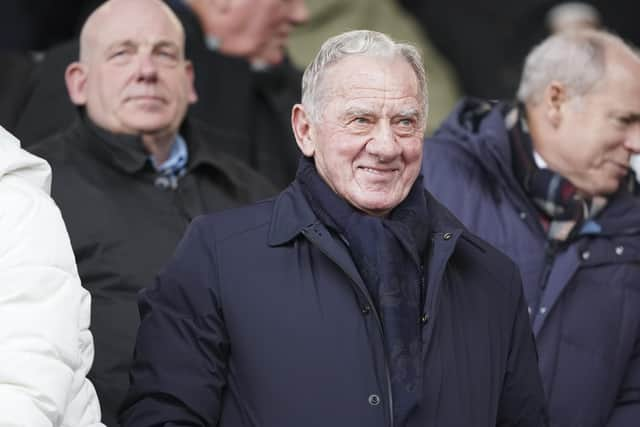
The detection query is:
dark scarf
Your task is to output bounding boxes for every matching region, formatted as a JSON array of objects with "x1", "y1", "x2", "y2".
[
  {"x1": 506, "y1": 104, "x2": 613, "y2": 241},
  {"x1": 296, "y1": 156, "x2": 429, "y2": 426}
]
